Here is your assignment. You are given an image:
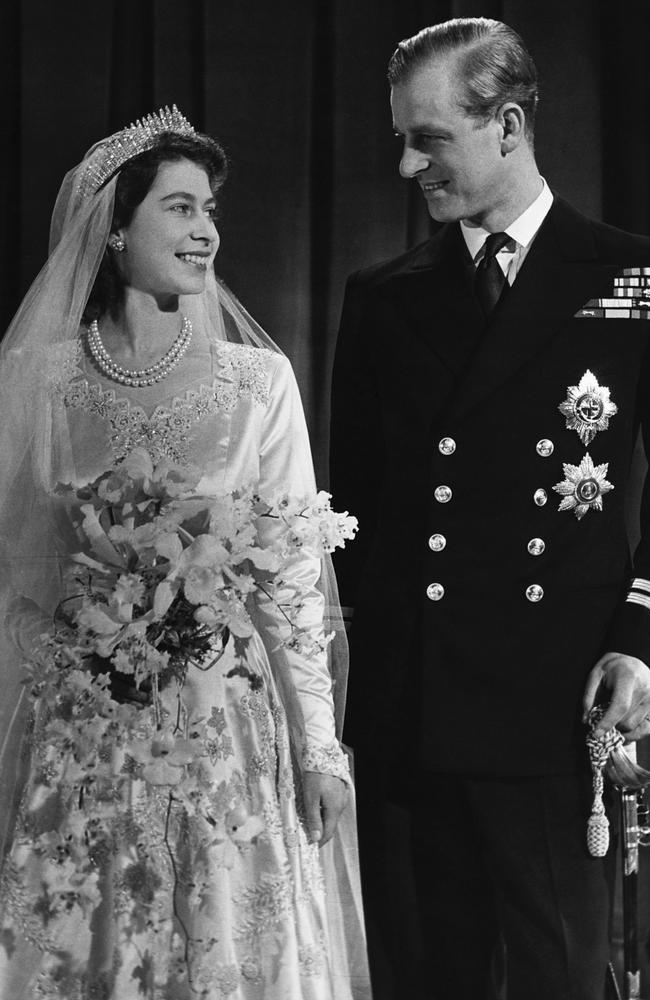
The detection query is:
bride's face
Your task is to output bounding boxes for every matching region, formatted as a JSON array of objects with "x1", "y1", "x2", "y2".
[{"x1": 116, "y1": 158, "x2": 220, "y2": 299}]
